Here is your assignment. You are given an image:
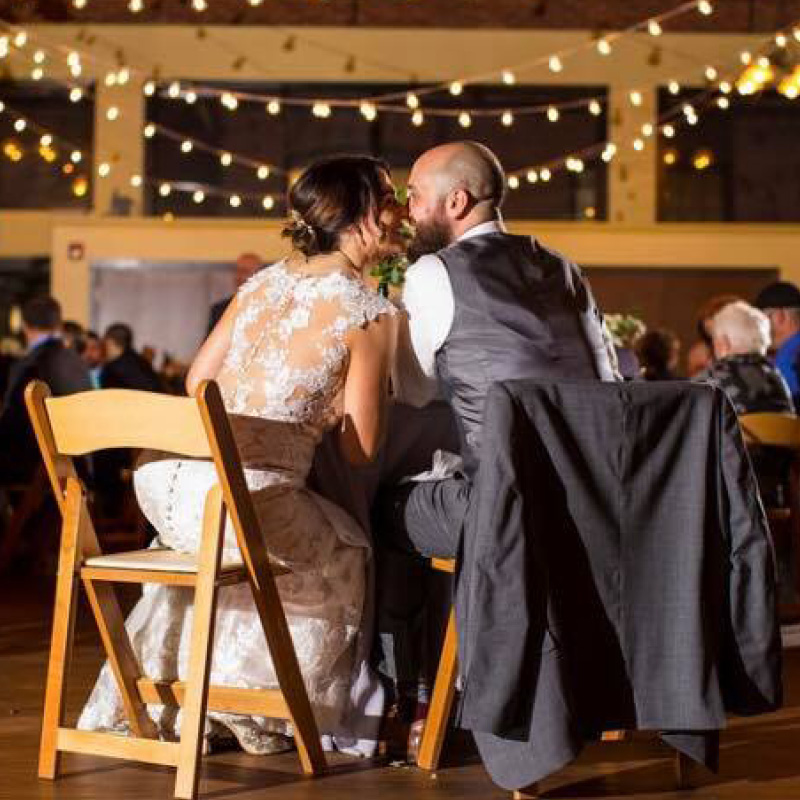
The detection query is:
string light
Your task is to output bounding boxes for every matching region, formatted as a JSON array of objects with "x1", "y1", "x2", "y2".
[
  {"x1": 633, "y1": 138, "x2": 645, "y2": 151},
  {"x1": 257, "y1": 165, "x2": 271, "y2": 180},
  {"x1": 106, "y1": 106, "x2": 120, "y2": 121},
  {"x1": 33, "y1": 50, "x2": 46, "y2": 64},
  {"x1": 129, "y1": 0, "x2": 144, "y2": 11},
  {"x1": 597, "y1": 38, "x2": 612, "y2": 56},
  {"x1": 697, "y1": 0, "x2": 713, "y2": 15},
  {"x1": 360, "y1": 101, "x2": 378, "y2": 121},
  {"x1": 262, "y1": 196, "x2": 275, "y2": 210},
  {"x1": 71, "y1": 150, "x2": 82, "y2": 163},
  {"x1": 540, "y1": 168, "x2": 551, "y2": 182},
  {"x1": 229, "y1": 194, "x2": 242, "y2": 208},
  {"x1": 14, "y1": 32, "x2": 27, "y2": 48},
  {"x1": 589, "y1": 100, "x2": 602, "y2": 116},
  {"x1": 717, "y1": 96, "x2": 730, "y2": 109},
  {"x1": 221, "y1": 92, "x2": 238, "y2": 110},
  {"x1": 159, "y1": 183, "x2": 171, "y2": 197},
  {"x1": 411, "y1": 110, "x2": 424, "y2": 127},
  {"x1": 668, "y1": 80, "x2": 681, "y2": 95},
  {"x1": 526, "y1": 170, "x2": 538, "y2": 184},
  {"x1": 449, "y1": 81, "x2": 463, "y2": 96},
  {"x1": 266, "y1": 99, "x2": 281, "y2": 115},
  {"x1": 508, "y1": 176, "x2": 520, "y2": 189},
  {"x1": 193, "y1": 189, "x2": 205, "y2": 203},
  {"x1": 184, "y1": 91, "x2": 197, "y2": 104},
  {"x1": 144, "y1": 81, "x2": 156, "y2": 97},
  {"x1": 775, "y1": 33, "x2": 788, "y2": 48},
  {"x1": 130, "y1": 174, "x2": 143, "y2": 187},
  {"x1": 181, "y1": 139, "x2": 193, "y2": 153},
  {"x1": 31, "y1": 68, "x2": 44, "y2": 81},
  {"x1": 601, "y1": 143, "x2": 617, "y2": 162},
  {"x1": 549, "y1": 55, "x2": 563, "y2": 73},
  {"x1": 220, "y1": 152, "x2": 233, "y2": 167},
  {"x1": 629, "y1": 90, "x2": 643, "y2": 107},
  {"x1": 192, "y1": 0, "x2": 208, "y2": 11},
  {"x1": 662, "y1": 124, "x2": 676, "y2": 138},
  {"x1": 642, "y1": 123, "x2": 654, "y2": 137},
  {"x1": 458, "y1": 111, "x2": 472, "y2": 128},
  {"x1": 547, "y1": 106, "x2": 560, "y2": 122},
  {"x1": 13, "y1": 119, "x2": 26, "y2": 132},
  {"x1": 168, "y1": 82, "x2": 181, "y2": 99},
  {"x1": 705, "y1": 66, "x2": 718, "y2": 81},
  {"x1": 406, "y1": 93, "x2": 420, "y2": 109},
  {"x1": 502, "y1": 70, "x2": 516, "y2": 86},
  {"x1": 98, "y1": 162, "x2": 111, "y2": 177},
  {"x1": 648, "y1": 20, "x2": 662, "y2": 36},
  {"x1": 143, "y1": 123, "x2": 156, "y2": 138},
  {"x1": 501, "y1": 111, "x2": 514, "y2": 127},
  {"x1": 312, "y1": 102, "x2": 332, "y2": 118}
]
